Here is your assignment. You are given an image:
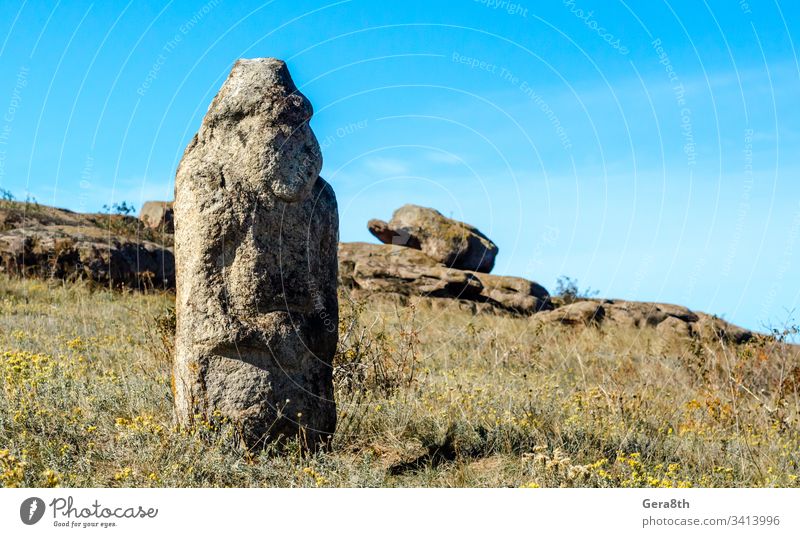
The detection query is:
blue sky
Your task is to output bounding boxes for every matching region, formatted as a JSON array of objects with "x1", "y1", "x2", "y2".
[{"x1": 0, "y1": 0, "x2": 798, "y2": 332}]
